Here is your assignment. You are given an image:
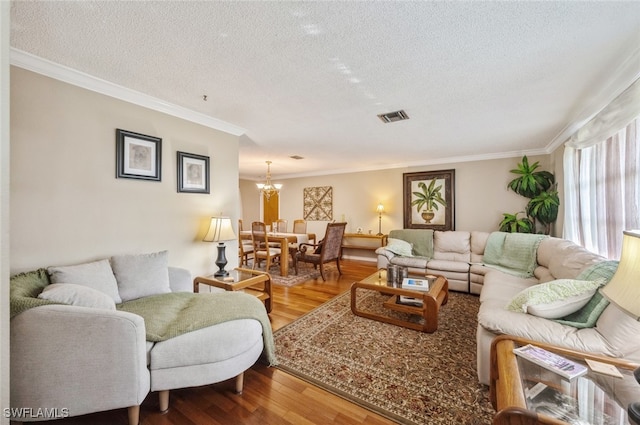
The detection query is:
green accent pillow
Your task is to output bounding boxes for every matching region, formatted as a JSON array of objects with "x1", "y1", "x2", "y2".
[
  {"x1": 553, "y1": 260, "x2": 619, "y2": 328},
  {"x1": 506, "y1": 278, "x2": 606, "y2": 319},
  {"x1": 385, "y1": 238, "x2": 413, "y2": 257},
  {"x1": 10, "y1": 268, "x2": 58, "y2": 318}
]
